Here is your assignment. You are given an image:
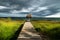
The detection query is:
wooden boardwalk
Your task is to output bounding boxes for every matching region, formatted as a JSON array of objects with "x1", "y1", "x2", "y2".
[{"x1": 17, "y1": 22, "x2": 41, "y2": 40}]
